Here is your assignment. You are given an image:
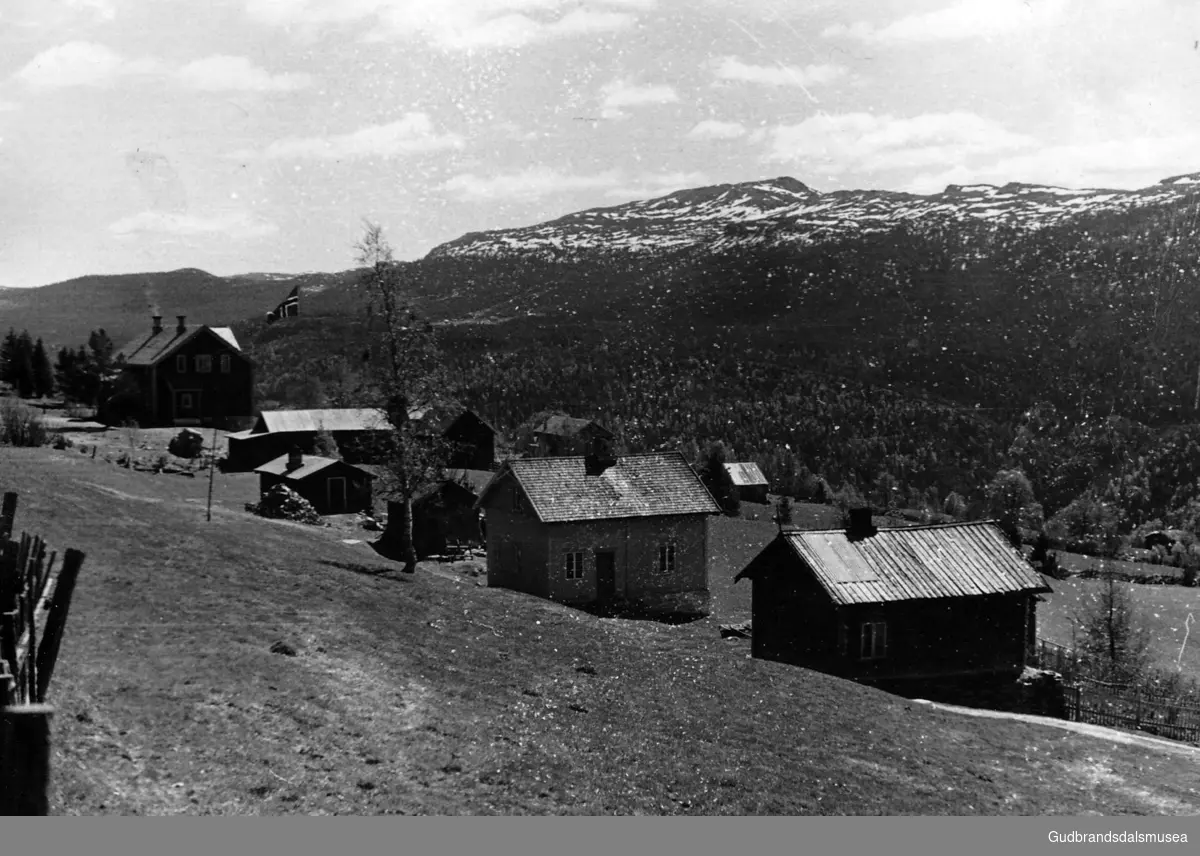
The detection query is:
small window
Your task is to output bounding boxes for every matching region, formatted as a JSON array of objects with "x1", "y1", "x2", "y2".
[
  {"x1": 176, "y1": 354, "x2": 187, "y2": 373},
  {"x1": 220, "y1": 354, "x2": 231, "y2": 373},
  {"x1": 860, "y1": 621, "x2": 888, "y2": 660},
  {"x1": 195, "y1": 354, "x2": 212, "y2": 373},
  {"x1": 565, "y1": 551, "x2": 584, "y2": 580},
  {"x1": 512, "y1": 488, "x2": 526, "y2": 513},
  {"x1": 179, "y1": 393, "x2": 194, "y2": 410},
  {"x1": 658, "y1": 542, "x2": 676, "y2": 573}
]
